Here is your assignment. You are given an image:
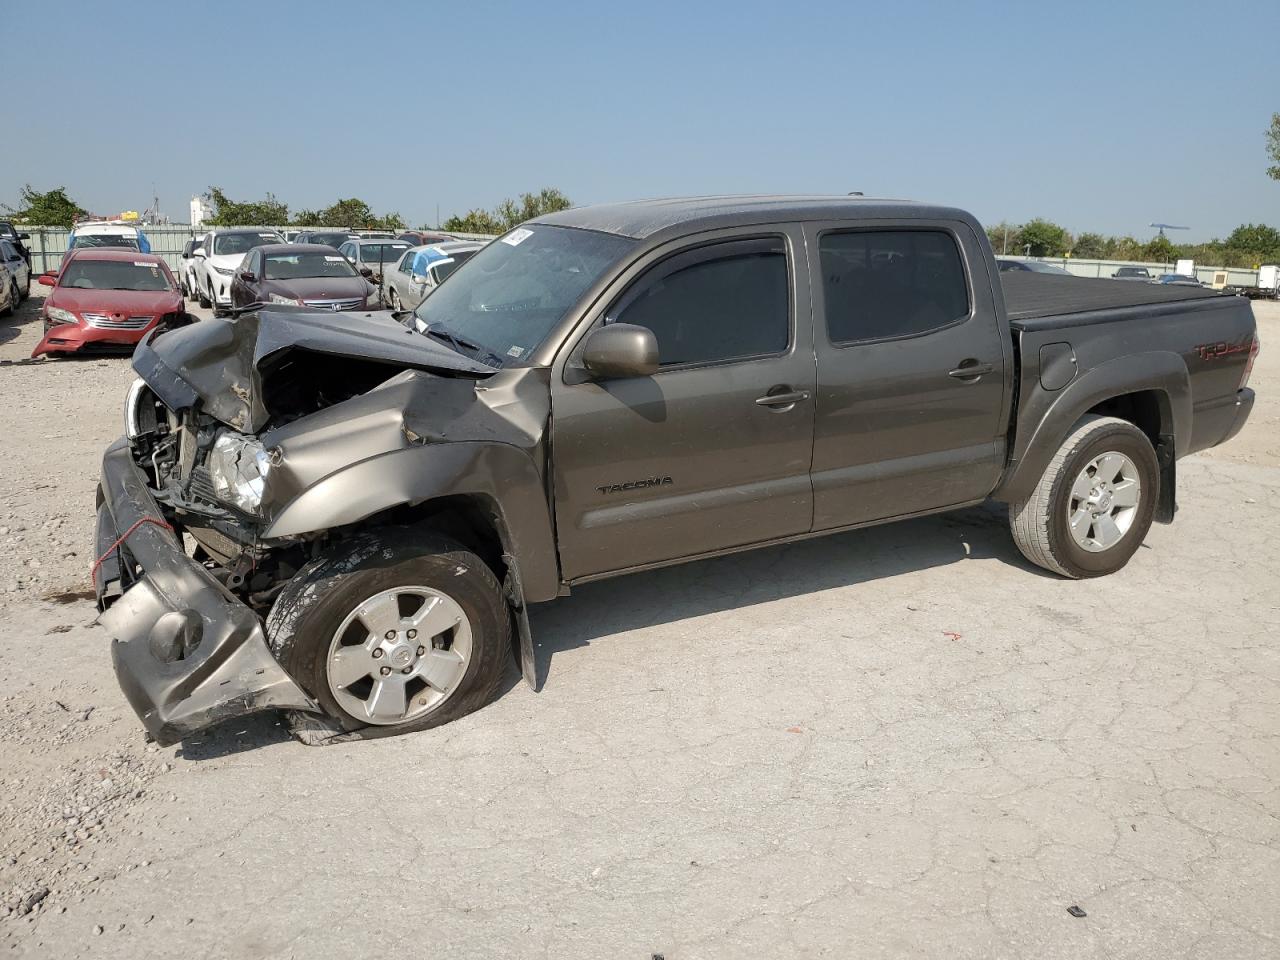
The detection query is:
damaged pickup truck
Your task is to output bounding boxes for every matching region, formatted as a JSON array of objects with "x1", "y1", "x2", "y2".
[{"x1": 95, "y1": 196, "x2": 1259, "y2": 746}]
